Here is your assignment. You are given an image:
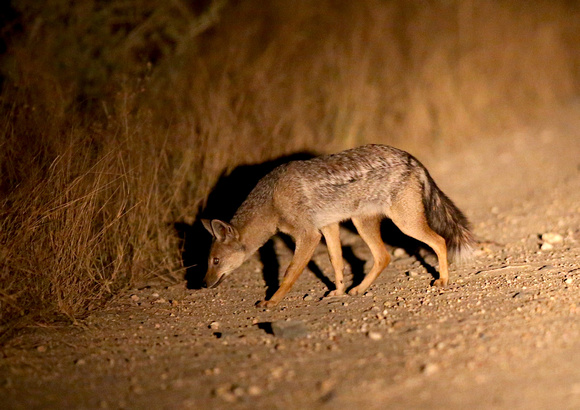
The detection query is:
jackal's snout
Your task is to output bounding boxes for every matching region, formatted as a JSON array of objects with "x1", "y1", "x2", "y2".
[{"x1": 203, "y1": 271, "x2": 226, "y2": 289}]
